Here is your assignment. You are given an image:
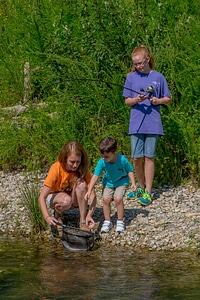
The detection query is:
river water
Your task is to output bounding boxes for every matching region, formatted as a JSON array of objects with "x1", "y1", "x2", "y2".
[{"x1": 1, "y1": 236, "x2": 200, "y2": 300}]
